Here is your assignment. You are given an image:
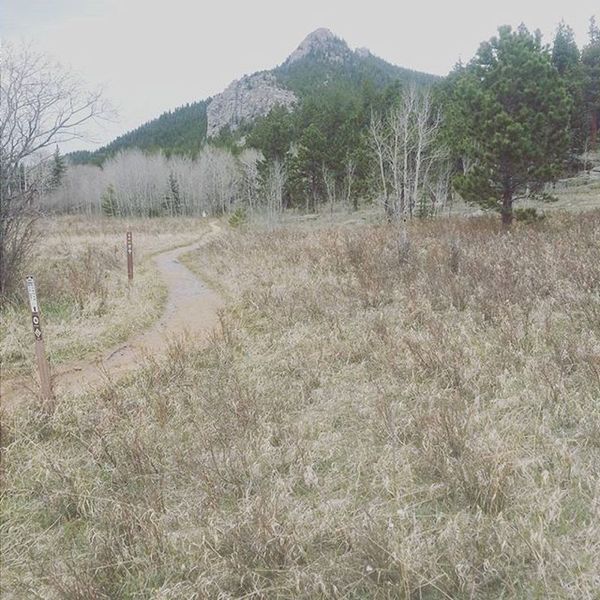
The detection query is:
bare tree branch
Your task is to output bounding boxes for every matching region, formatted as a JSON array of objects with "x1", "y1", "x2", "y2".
[{"x1": 0, "y1": 42, "x2": 112, "y2": 299}]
